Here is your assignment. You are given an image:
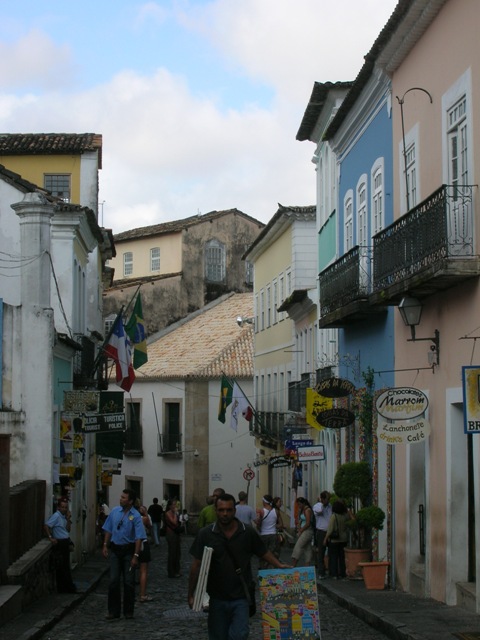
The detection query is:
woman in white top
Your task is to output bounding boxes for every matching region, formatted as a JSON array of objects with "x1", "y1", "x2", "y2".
[{"x1": 257, "y1": 494, "x2": 278, "y2": 568}]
